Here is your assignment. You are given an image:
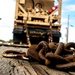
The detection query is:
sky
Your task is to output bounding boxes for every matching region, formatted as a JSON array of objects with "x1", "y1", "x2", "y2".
[
  {"x1": 0, "y1": 0, "x2": 75, "y2": 43},
  {"x1": 60, "y1": 0, "x2": 75, "y2": 42},
  {"x1": 0, "y1": 0, "x2": 15, "y2": 41}
]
